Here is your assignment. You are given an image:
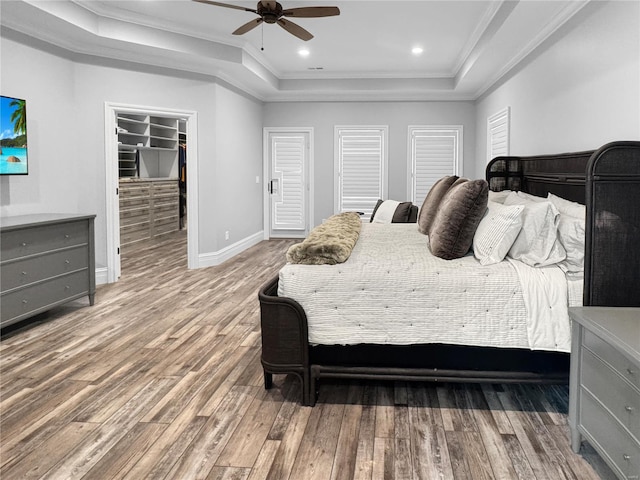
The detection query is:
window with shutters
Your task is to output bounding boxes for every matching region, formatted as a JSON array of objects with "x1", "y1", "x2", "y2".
[
  {"x1": 335, "y1": 126, "x2": 388, "y2": 220},
  {"x1": 409, "y1": 126, "x2": 462, "y2": 206},
  {"x1": 487, "y1": 107, "x2": 510, "y2": 162}
]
